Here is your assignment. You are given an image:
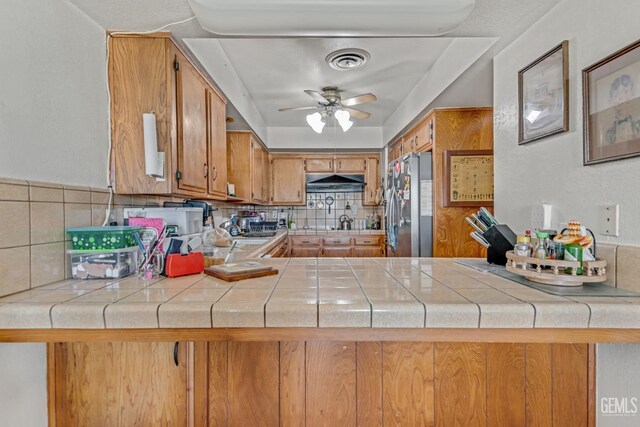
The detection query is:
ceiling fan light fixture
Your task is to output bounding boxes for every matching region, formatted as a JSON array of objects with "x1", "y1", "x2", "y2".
[
  {"x1": 335, "y1": 109, "x2": 353, "y2": 132},
  {"x1": 306, "y1": 112, "x2": 325, "y2": 134}
]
